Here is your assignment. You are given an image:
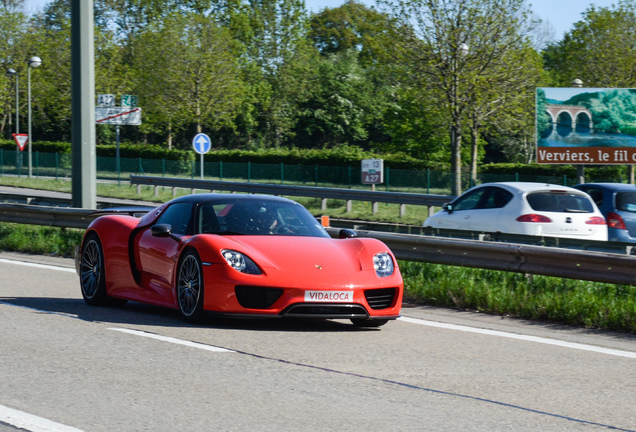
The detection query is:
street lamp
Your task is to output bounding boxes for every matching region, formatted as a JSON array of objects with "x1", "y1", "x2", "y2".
[
  {"x1": 27, "y1": 56, "x2": 42, "y2": 178},
  {"x1": 5, "y1": 68, "x2": 20, "y2": 174}
]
